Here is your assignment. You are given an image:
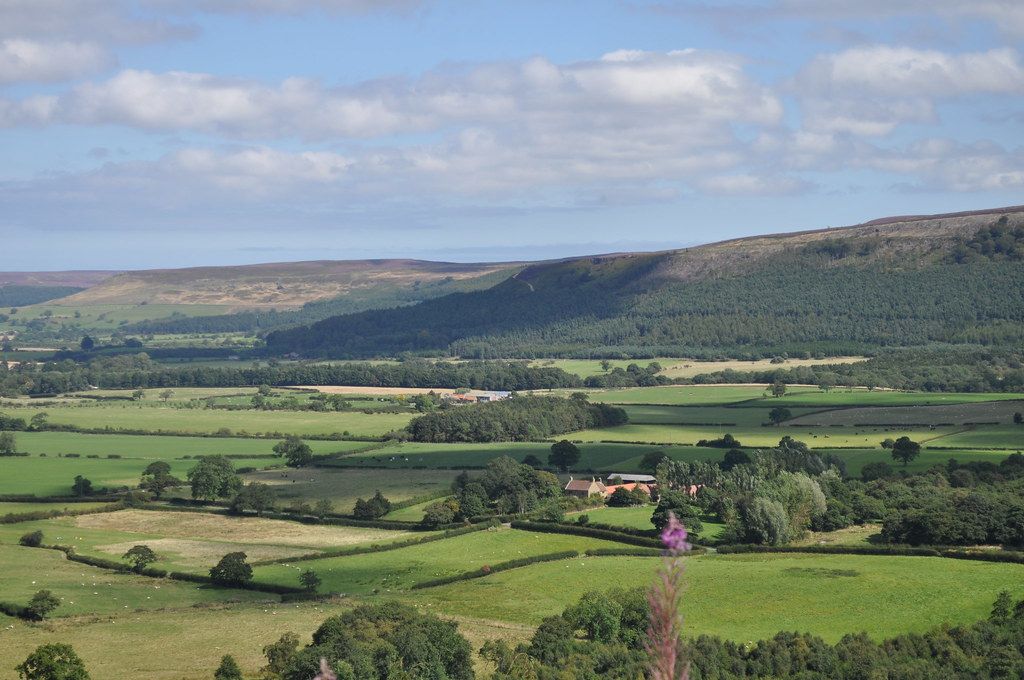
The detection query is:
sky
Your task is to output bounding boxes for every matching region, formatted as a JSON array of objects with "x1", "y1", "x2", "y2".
[{"x1": 1, "y1": 0, "x2": 1022, "y2": 270}]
